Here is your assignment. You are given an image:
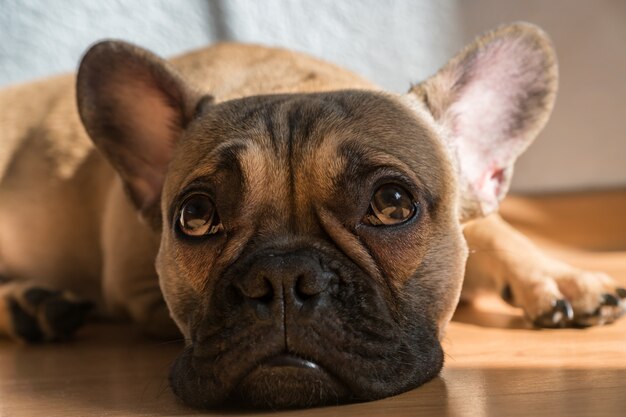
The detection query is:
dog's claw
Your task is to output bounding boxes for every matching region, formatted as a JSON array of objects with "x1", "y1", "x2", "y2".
[
  {"x1": 8, "y1": 287, "x2": 92, "y2": 343},
  {"x1": 518, "y1": 269, "x2": 624, "y2": 329},
  {"x1": 540, "y1": 293, "x2": 625, "y2": 328},
  {"x1": 533, "y1": 299, "x2": 574, "y2": 328},
  {"x1": 601, "y1": 293, "x2": 620, "y2": 307}
]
